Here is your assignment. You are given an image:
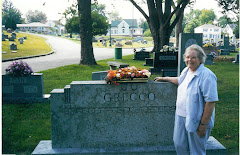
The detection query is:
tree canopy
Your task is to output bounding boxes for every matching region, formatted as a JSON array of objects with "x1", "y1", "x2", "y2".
[
  {"x1": 183, "y1": 9, "x2": 216, "y2": 33},
  {"x1": 25, "y1": 10, "x2": 47, "y2": 23},
  {"x1": 64, "y1": 2, "x2": 108, "y2": 36},
  {"x1": 2, "y1": 0, "x2": 22, "y2": 30}
]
